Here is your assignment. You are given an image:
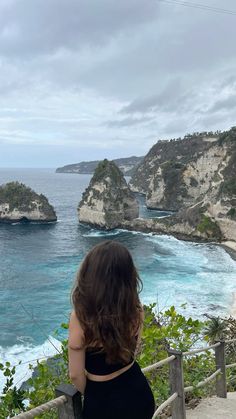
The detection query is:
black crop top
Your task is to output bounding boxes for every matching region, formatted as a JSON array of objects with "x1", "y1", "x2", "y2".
[{"x1": 85, "y1": 347, "x2": 133, "y2": 375}]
